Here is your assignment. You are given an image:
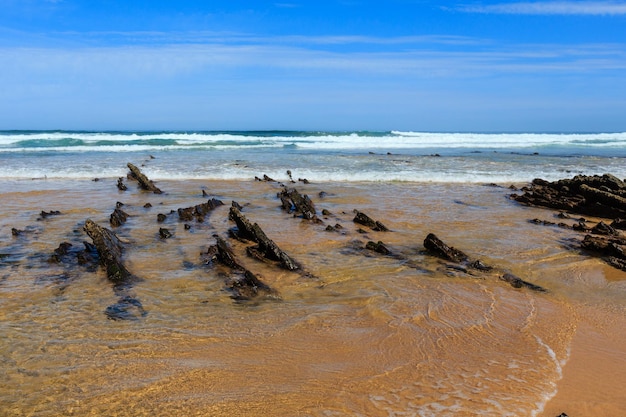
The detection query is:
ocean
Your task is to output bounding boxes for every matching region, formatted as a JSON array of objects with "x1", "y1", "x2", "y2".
[
  {"x1": 1, "y1": 130, "x2": 626, "y2": 183},
  {"x1": 1, "y1": 130, "x2": 625, "y2": 416}
]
